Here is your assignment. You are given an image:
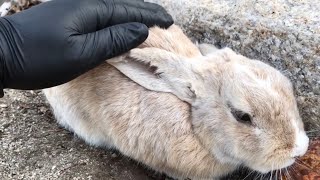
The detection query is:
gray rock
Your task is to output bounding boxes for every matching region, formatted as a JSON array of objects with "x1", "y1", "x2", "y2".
[{"x1": 148, "y1": 0, "x2": 320, "y2": 135}]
